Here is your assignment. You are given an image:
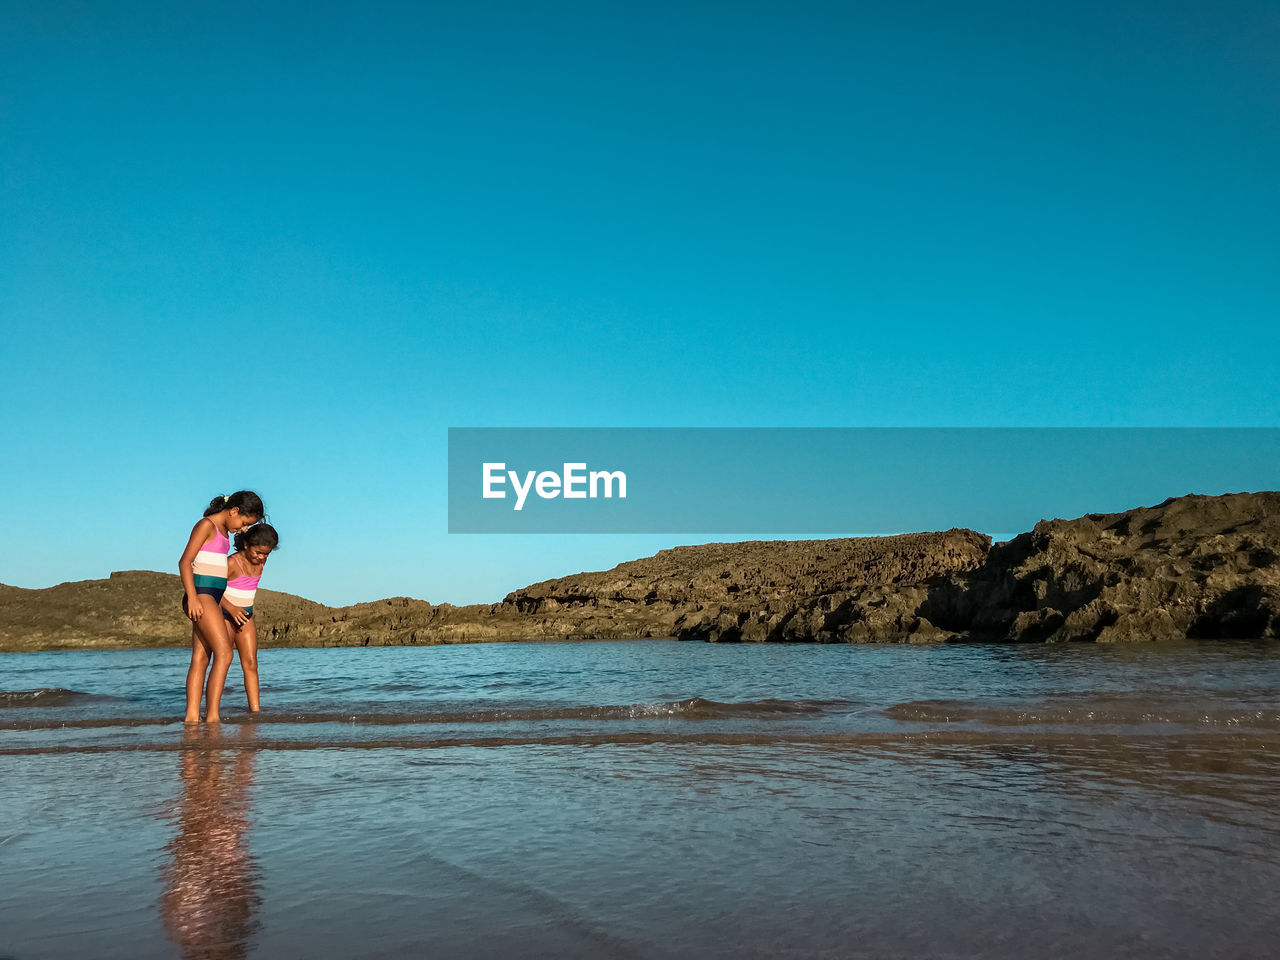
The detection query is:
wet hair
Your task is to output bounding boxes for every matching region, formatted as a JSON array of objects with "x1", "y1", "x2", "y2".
[
  {"x1": 235, "y1": 522, "x2": 279, "y2": 553},
  {"x1": 203, "y1": 490, "x2": 265, "y2": 520}
]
